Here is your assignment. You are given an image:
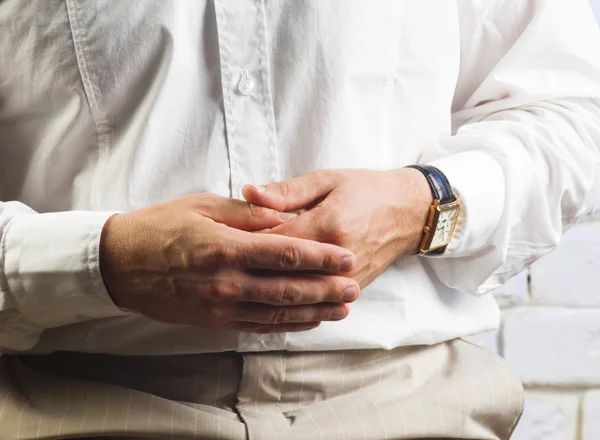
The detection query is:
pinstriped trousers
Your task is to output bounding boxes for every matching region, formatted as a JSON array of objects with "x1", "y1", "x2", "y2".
[{"x1": 0, "y1": 339, "x2": 523, "y2": 440}]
